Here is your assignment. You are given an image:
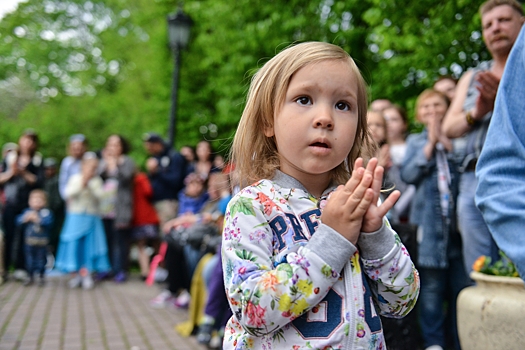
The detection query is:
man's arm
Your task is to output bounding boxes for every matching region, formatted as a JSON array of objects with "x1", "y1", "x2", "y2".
[{"x1": 442, "y1": 70, "x2": 474, "y2": 139}]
